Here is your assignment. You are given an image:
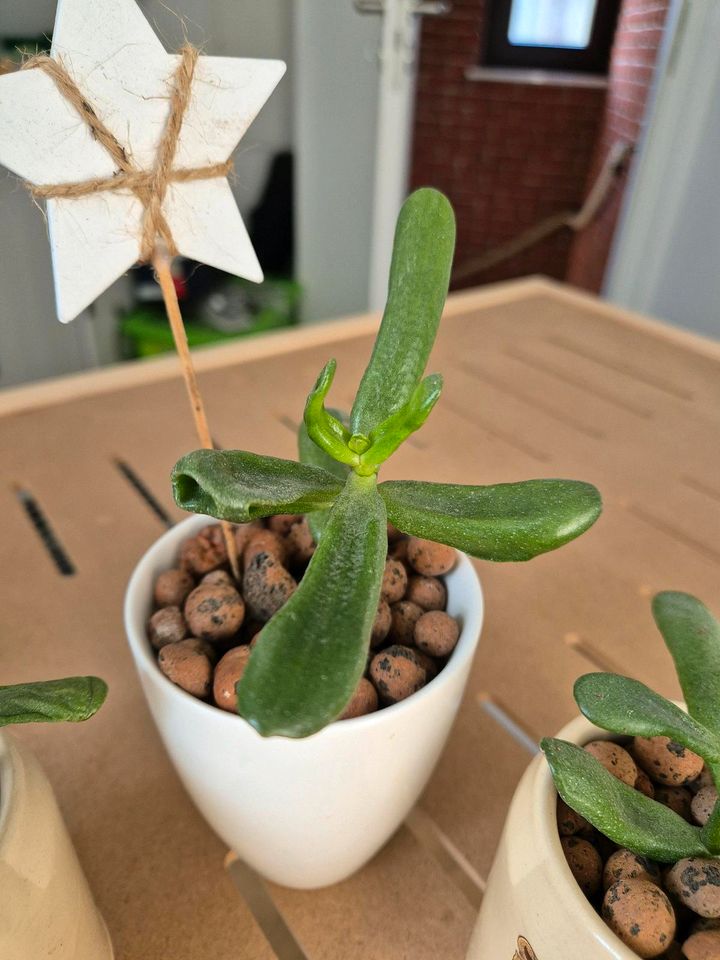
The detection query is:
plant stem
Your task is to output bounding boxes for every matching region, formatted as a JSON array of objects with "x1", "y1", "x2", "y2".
[{"x1": 701, "y1": 762, "x2": 720, "y2": 854}]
